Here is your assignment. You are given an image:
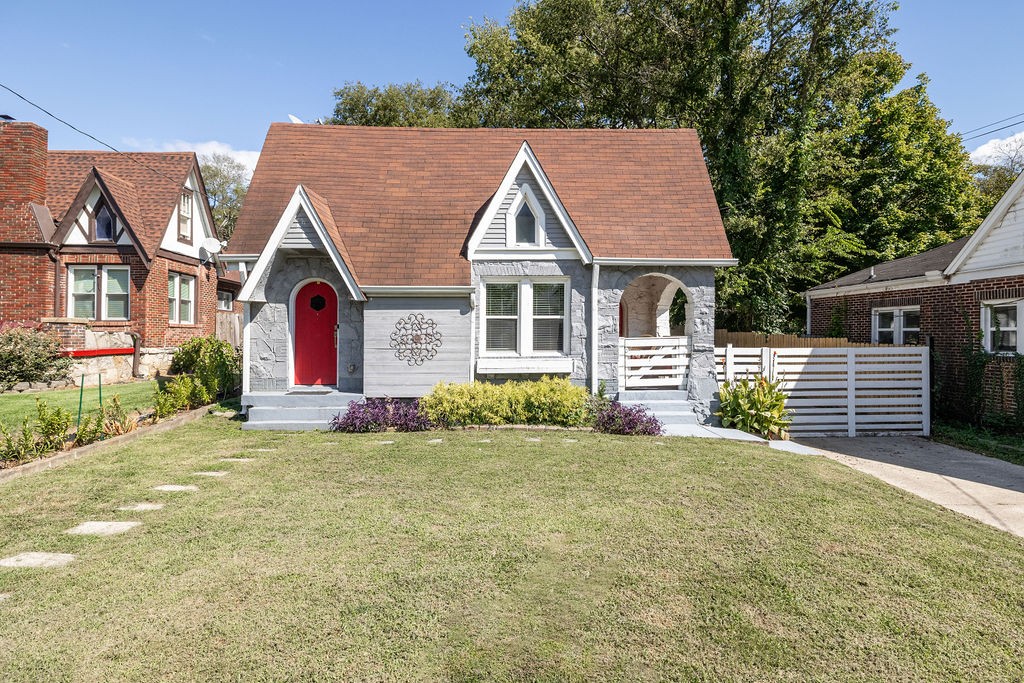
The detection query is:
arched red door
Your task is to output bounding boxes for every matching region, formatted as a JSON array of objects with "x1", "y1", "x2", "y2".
[{"x1": 293, "y1": 281, "x2": 337, "y2": 386}]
